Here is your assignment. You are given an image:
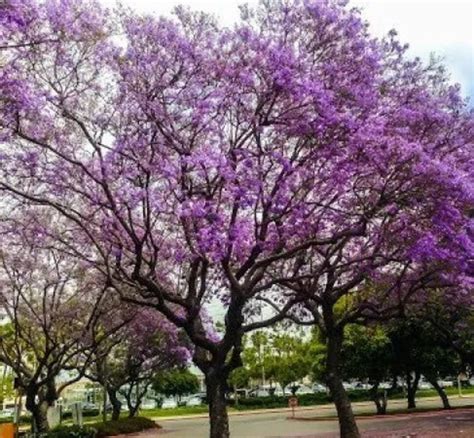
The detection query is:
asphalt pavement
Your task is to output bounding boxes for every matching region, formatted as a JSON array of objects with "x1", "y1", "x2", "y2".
[{"x1": 145, "y1": 395, "x2": 474, "y2": 438}]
